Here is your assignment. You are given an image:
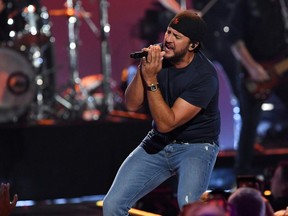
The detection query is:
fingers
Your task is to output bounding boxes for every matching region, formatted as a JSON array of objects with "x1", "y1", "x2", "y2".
[
  {"x1": 144, "y1": 45, "x2": 162, "y2": 64},
  {"x1": 2, "y1": 183, "x2": 10, "y2": 203},
  {"x1": 11, "y1": 194, "x2": 18, "y2": 207},
  {"x1": 6, "y1": 182, "x2": 10, "y2": 191},
  {"x1": 0, "y1": 183, "x2": 18, "y2": 207}
]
